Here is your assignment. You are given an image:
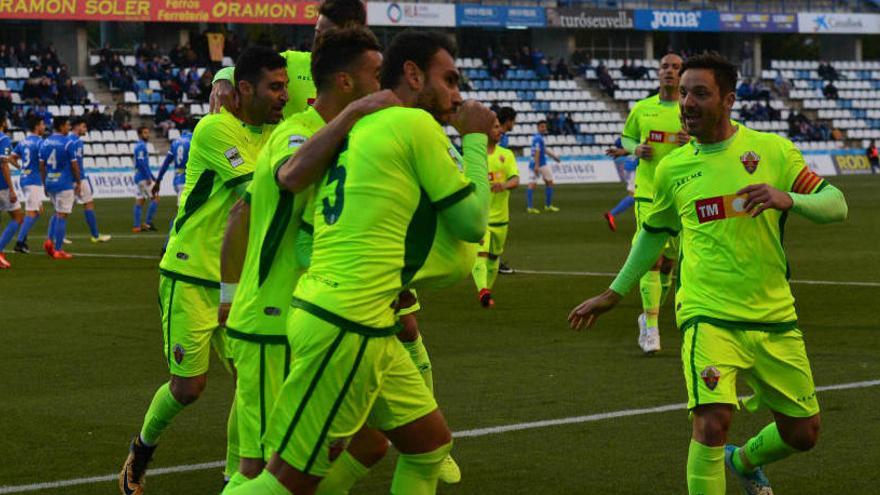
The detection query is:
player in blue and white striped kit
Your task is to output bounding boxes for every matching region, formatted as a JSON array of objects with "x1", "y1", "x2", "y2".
[
  {"x1": 8, "y1": 115, "x2": 46, "y2": 255},
  {"x1": 39, "y1": 116, "x2": 80, "y2": 259},
  {"x1": 69, "y1": 117, "x2": 111, "y2": 243},
  {"x1": 132, "y1": 126, "x2": 159, "y2": 232}
]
